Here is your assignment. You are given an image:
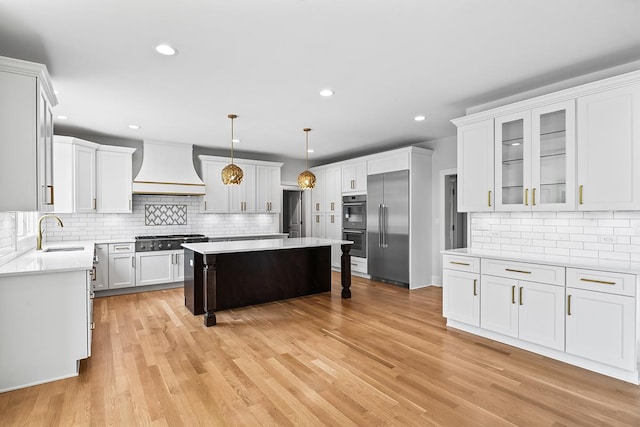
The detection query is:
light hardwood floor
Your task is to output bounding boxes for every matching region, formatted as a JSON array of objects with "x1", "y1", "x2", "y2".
[{"x1": 2, "y1": 273, "x2": 640, "y2": 426}]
